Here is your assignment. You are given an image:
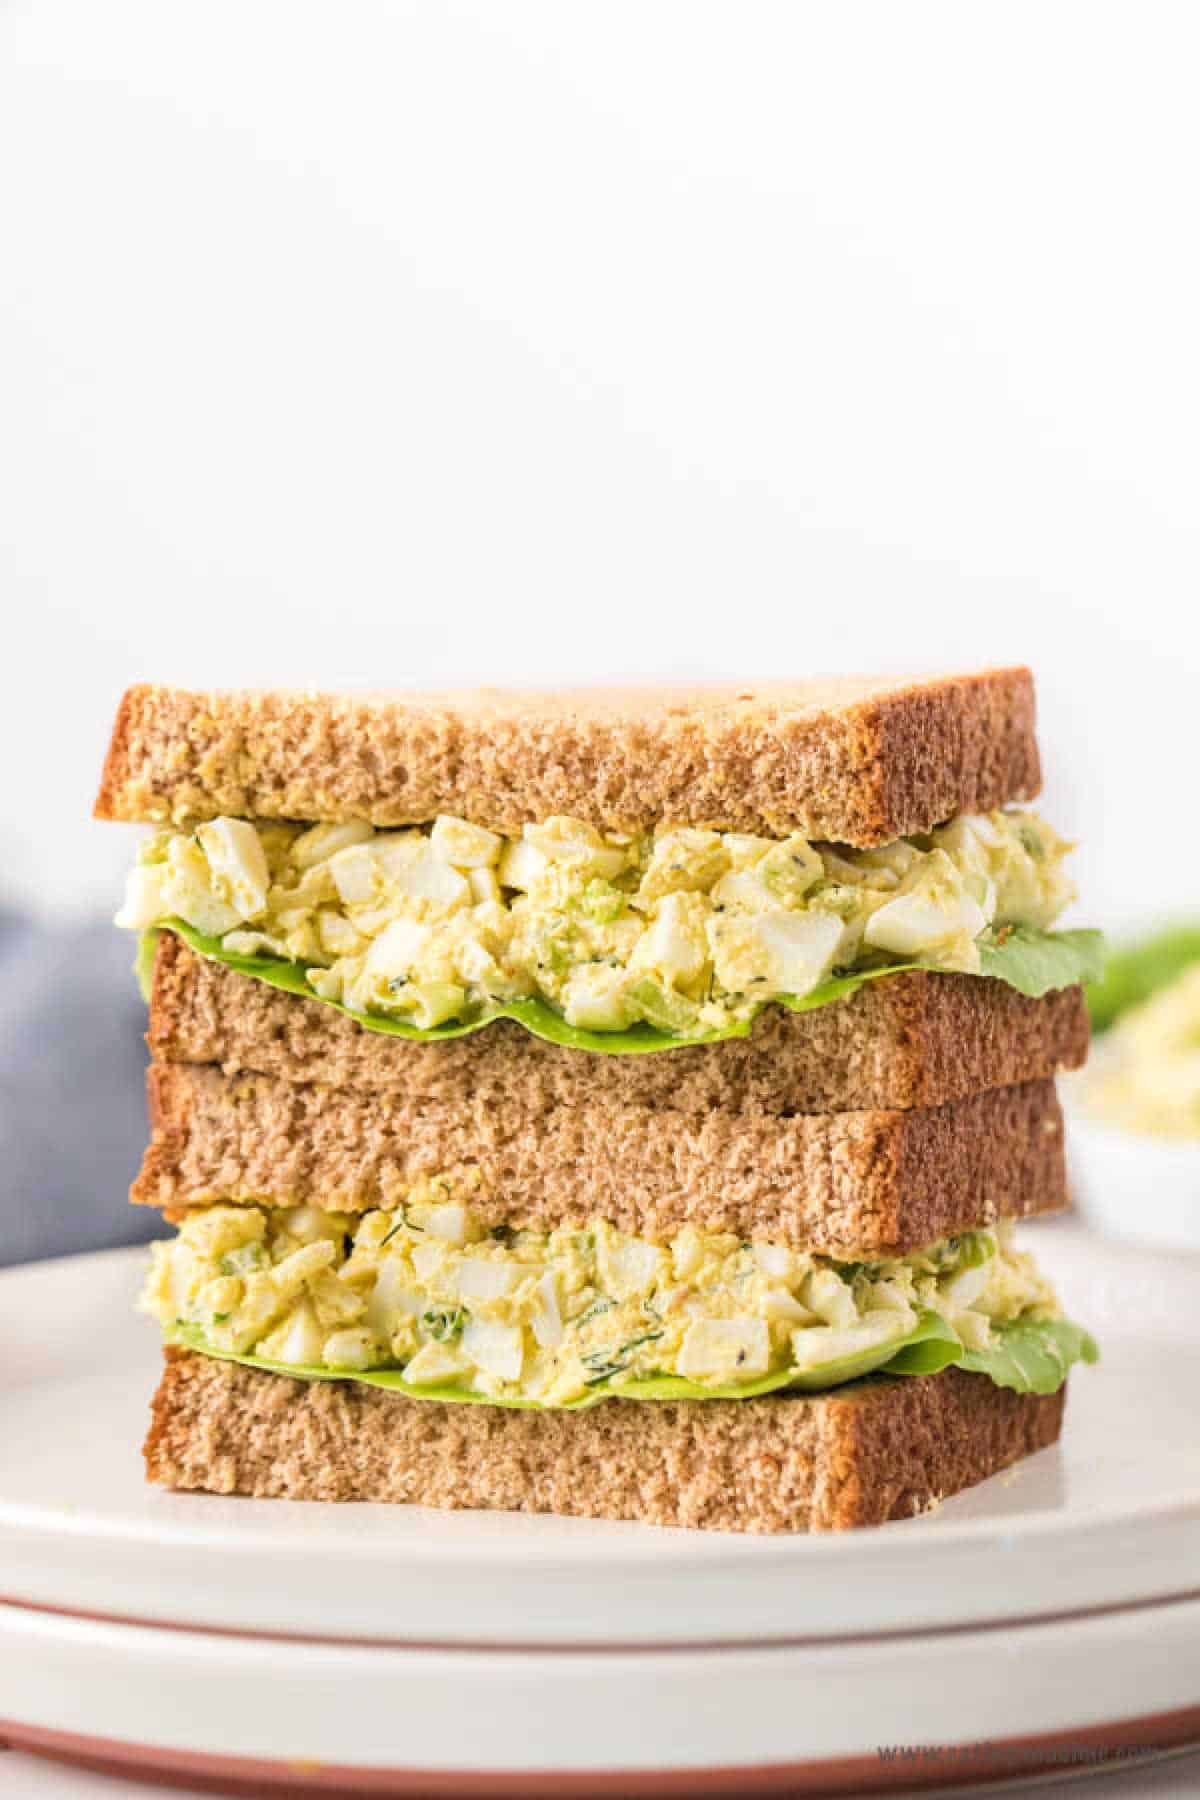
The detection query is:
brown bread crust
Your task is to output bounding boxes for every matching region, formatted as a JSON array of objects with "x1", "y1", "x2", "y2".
[
  {"x1": 133, "y1": 1063, "x2": 1067, "y2": 1258},
  {"x1": 95, "y1": 669, "x2": 1040, "y2": 845},
  {"x1": 150, "y1": 933, "x2": 1089, "y2": 1117},
  {"x1": 145, "y1": 1348, "x2": 1066, "y2": 1533}
]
